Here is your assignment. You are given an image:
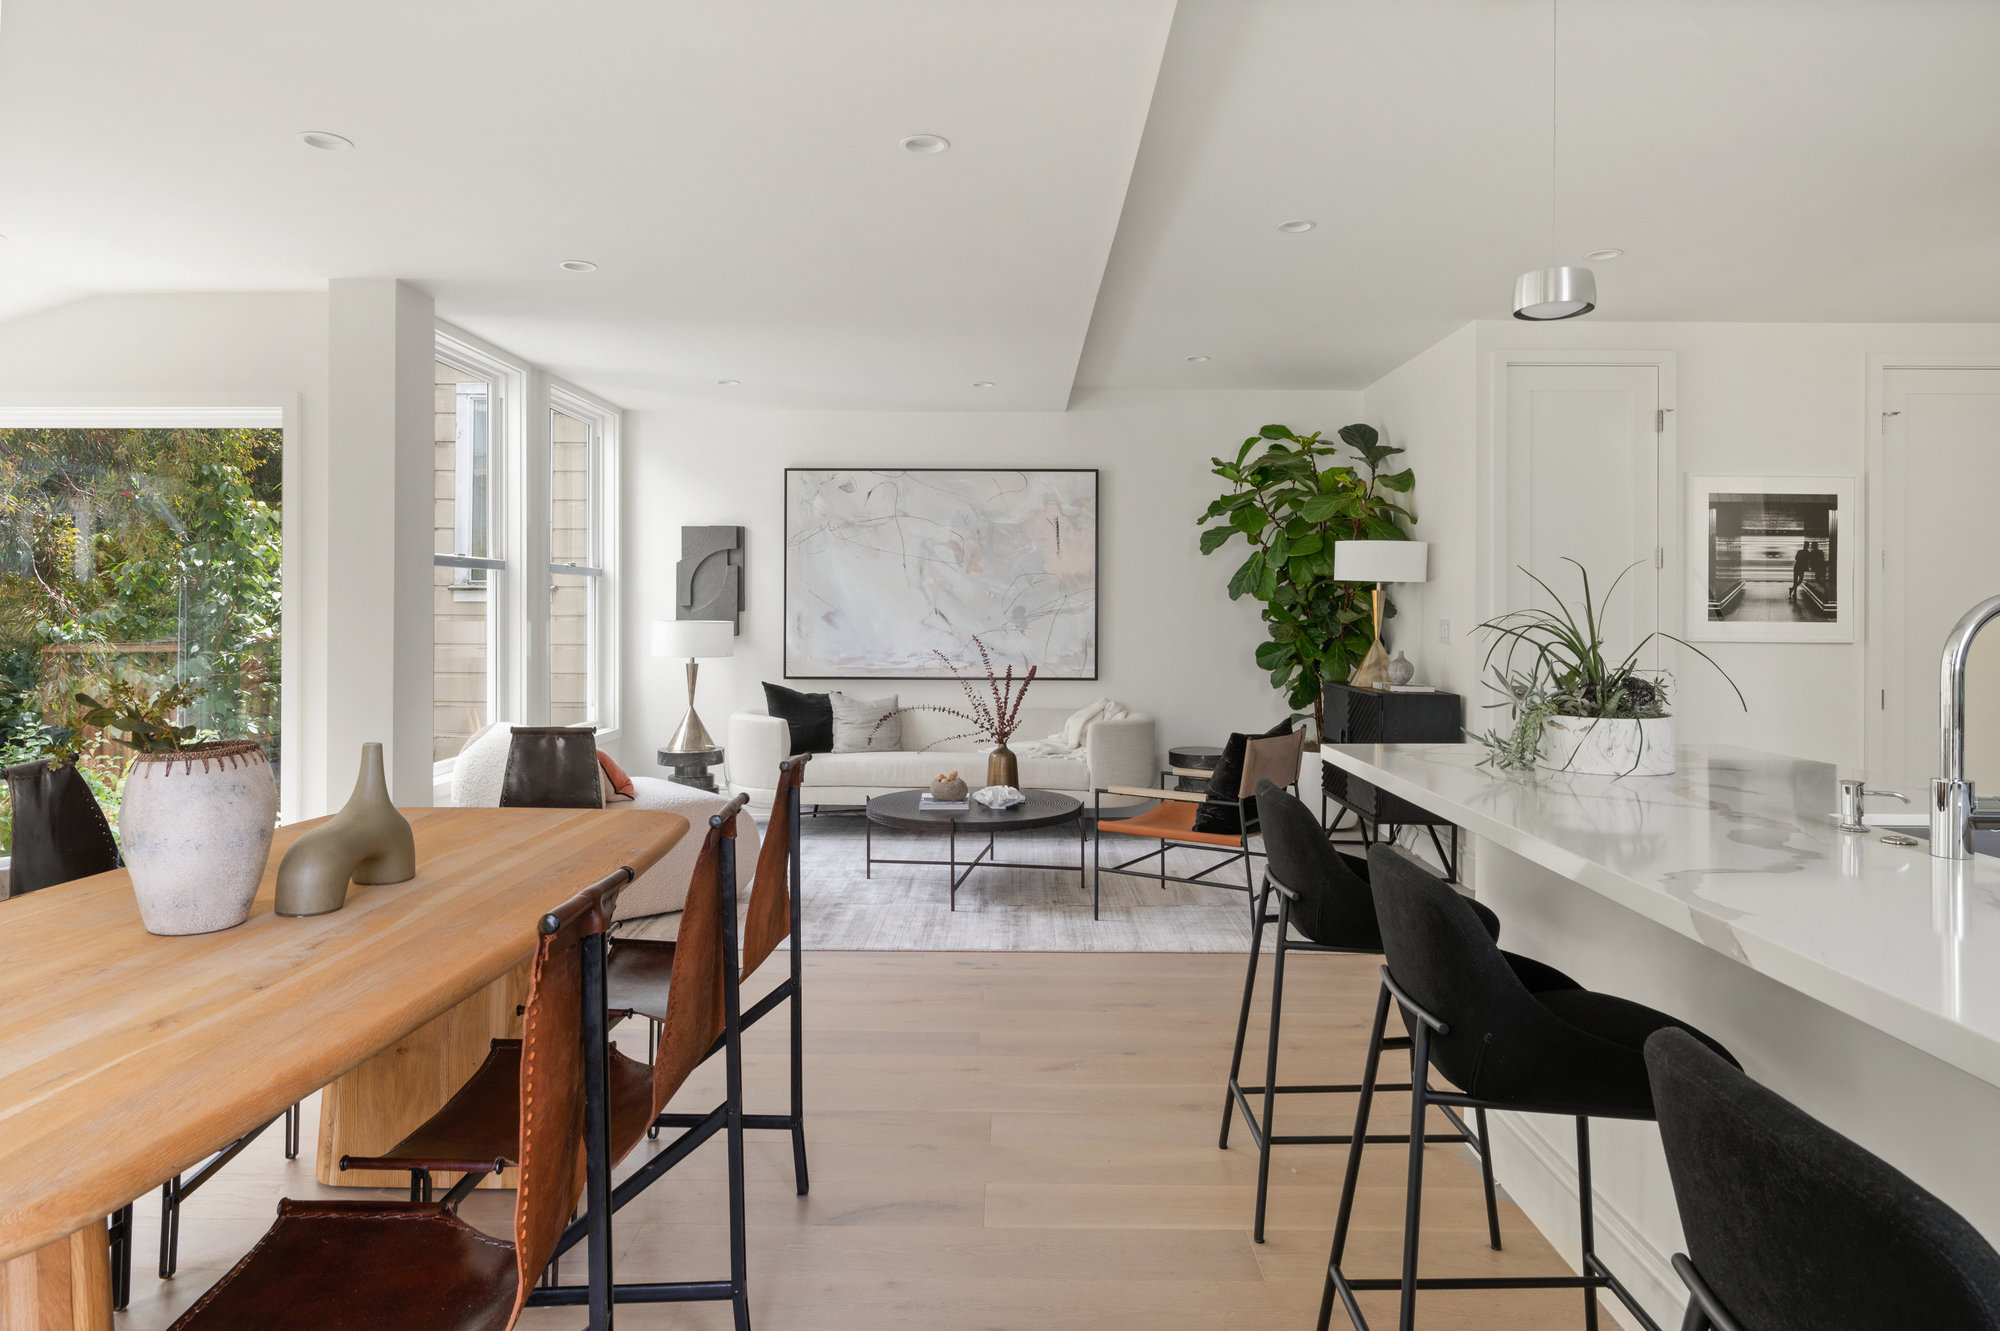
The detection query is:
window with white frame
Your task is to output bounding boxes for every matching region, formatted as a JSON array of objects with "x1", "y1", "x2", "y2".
[
  {"x1": 432, "y1": 343, "x2": 511, "y2": 764},
  {"x1": 548, "y1": 392, "x2": 615, "y2": 733}
]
